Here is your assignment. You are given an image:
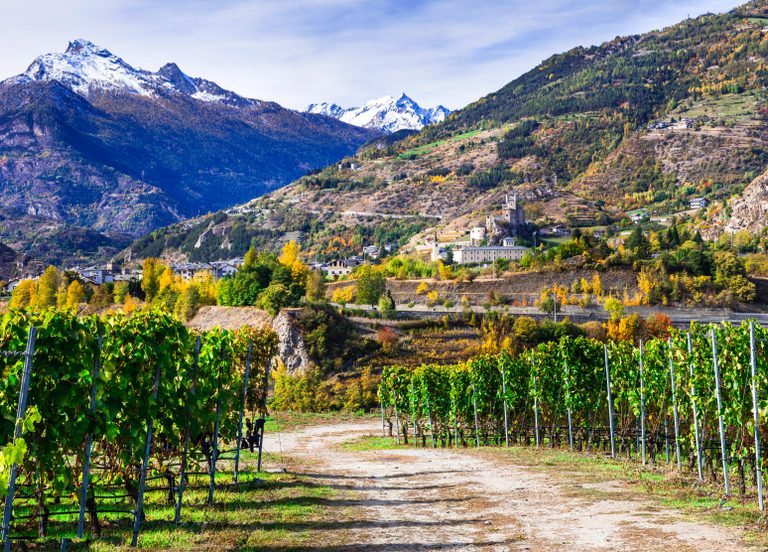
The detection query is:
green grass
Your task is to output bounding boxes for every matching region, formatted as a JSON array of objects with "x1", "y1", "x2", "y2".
[
  {"x1": 10, "y1": 450, "x2": 346, "y2": 550},
  {"x1": 264, "y1": 410, "x2": 377, "y2": 433},
  {"x1": 339, "y1": 435, "x2": 402, "y2": 451},
  {"x1": 398, "y1": 129, "x2": 484, "y2": 159},
  {"x1": 675, "y1": 91, "x2": 759, "y2": 121}
]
